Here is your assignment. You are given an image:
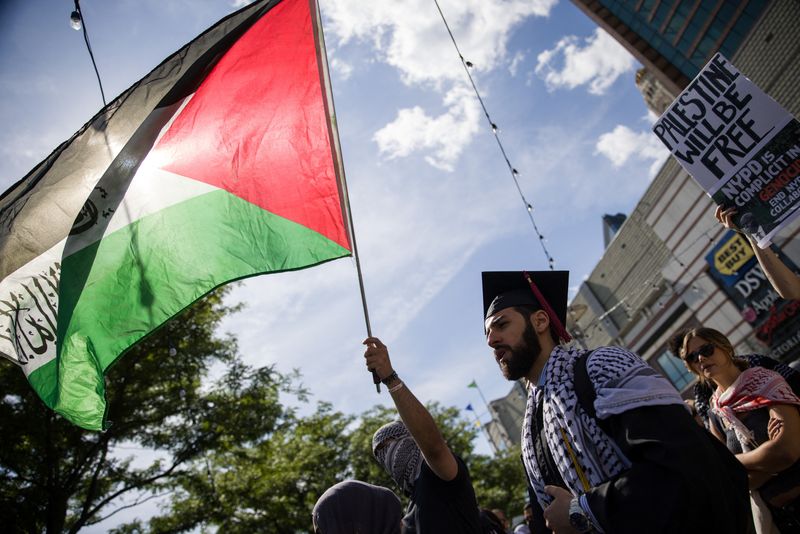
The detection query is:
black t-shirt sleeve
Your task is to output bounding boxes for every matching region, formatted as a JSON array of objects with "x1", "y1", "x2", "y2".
[{"x1": 411, "y1": 456, "x2": 482, "y2": 534}]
